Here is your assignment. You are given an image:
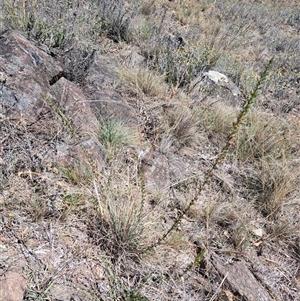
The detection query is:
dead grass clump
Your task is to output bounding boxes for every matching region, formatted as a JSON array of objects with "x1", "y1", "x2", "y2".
[
  {"x1": 235, "y1": 110, "x2": 299, "y2": 162},
  {"x1": 164, "y1": 102, "x2": 199, "y2": 148},
  {"x1": 89, "y1": 199, "x2": 143, "y2": 259},
  {"x1": 197, "y1": 103, "x2": 238, "y2": 138},
  {"x1": 209, "y1": 202, "x2": 239, "y2": 229},
  {"x1": 87, "y1": 162, "x2": 147, "y2": 260},
  {"x1": 120, "y1": 67, "x2": 166, "y2": 97},
  {"x1": 202, "y1": 199, "x2": 254, "y2": 251},
  {"x1": 173, "y1": 1, "x2": 203, "y2": 26},
  {"x1": 139, "y1": 0, "x2": 155, "y2": 16},
  {"x1": 246, "y1": 158, "x2": 298, "y2": 220},
  {"x1": 130, "y1": 15, "x2": 154, "y2": 43},
  {"x1": 266, "y1": 221, "x2": 299, "y2": 243}
]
